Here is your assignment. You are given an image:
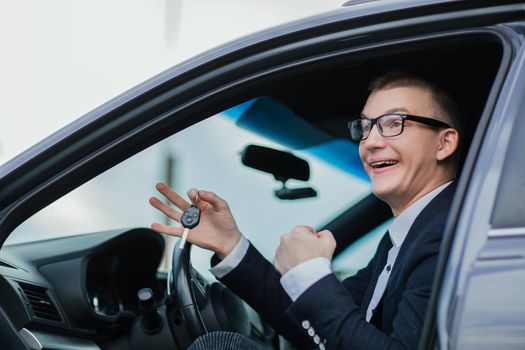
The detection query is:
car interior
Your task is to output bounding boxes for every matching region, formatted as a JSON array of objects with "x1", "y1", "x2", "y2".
[{"x1": 0, "y1": 30, "x2": 506, "y2": 350}]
